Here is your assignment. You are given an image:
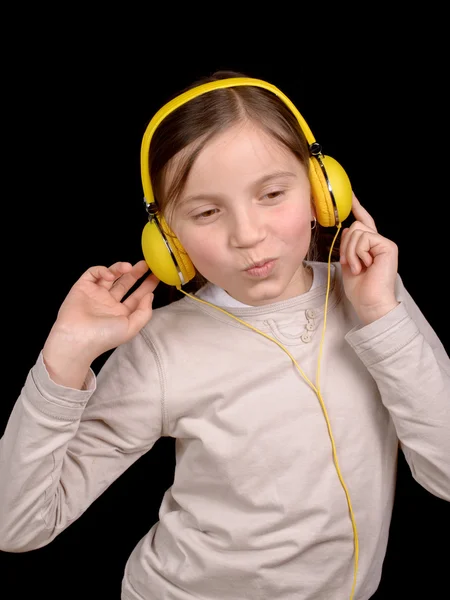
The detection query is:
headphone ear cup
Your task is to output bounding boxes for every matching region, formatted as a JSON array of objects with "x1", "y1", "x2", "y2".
[
  {"x1": 141, "y1": 217, "x2": 196, "y2": 287},
  {"x1": 309, "y1": 155, "x2": 353, "y2": 227}
]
